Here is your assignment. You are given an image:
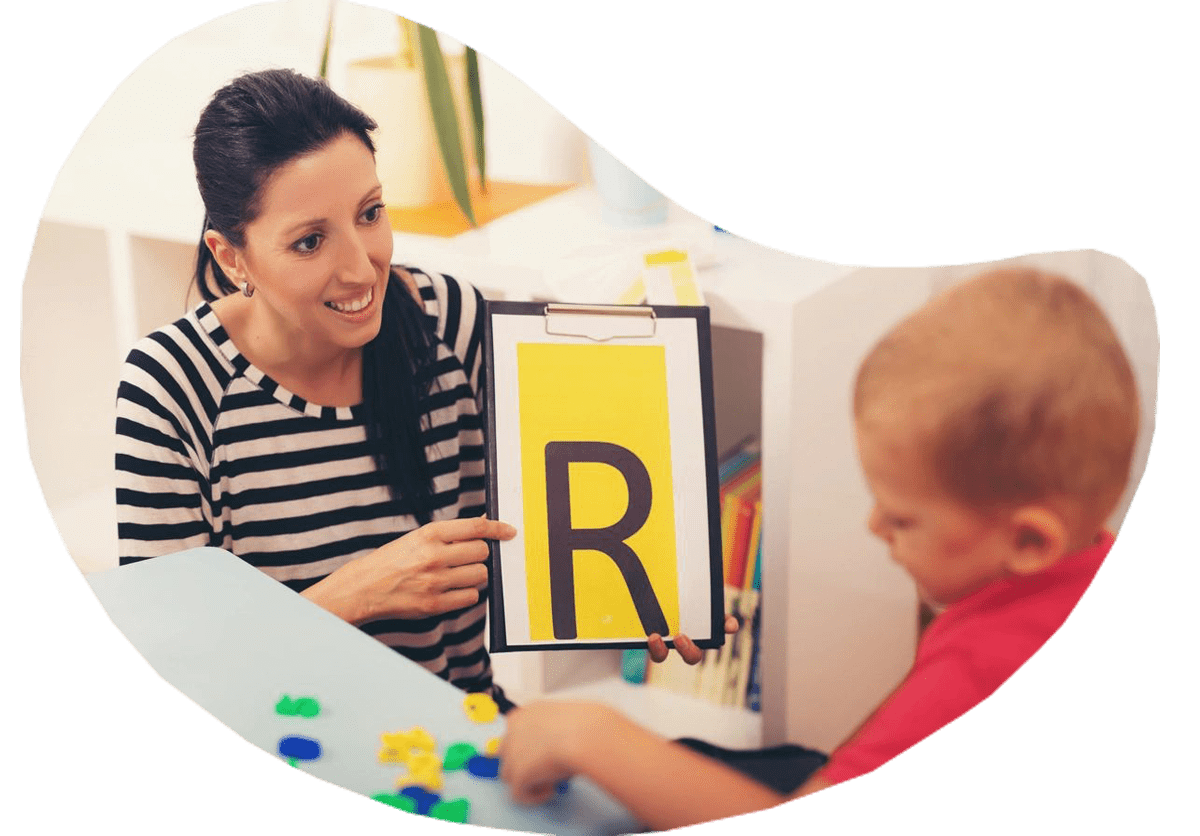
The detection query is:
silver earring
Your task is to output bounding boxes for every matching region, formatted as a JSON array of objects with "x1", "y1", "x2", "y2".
[{"x1": 240, "y1": 281, "x2": 254, "y2": 298}]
